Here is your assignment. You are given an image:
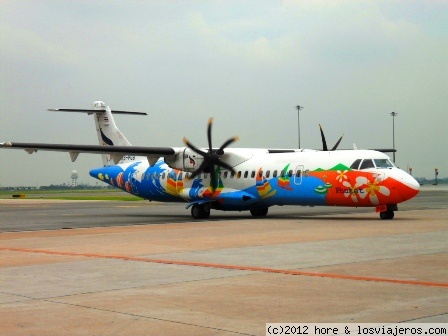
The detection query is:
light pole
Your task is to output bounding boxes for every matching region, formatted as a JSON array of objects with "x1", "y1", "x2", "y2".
[
  {"x1": 295, "y1": 105, "x2": 303, "y2": 148},
  {"x1": 390, "y1": 112, "x2": 398, "y2": 162}
]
